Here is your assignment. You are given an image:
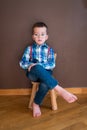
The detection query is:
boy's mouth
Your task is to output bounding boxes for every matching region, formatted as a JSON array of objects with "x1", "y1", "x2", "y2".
[{"x1": 38, "y1": 40, "x2": 42, "y2": 42}]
